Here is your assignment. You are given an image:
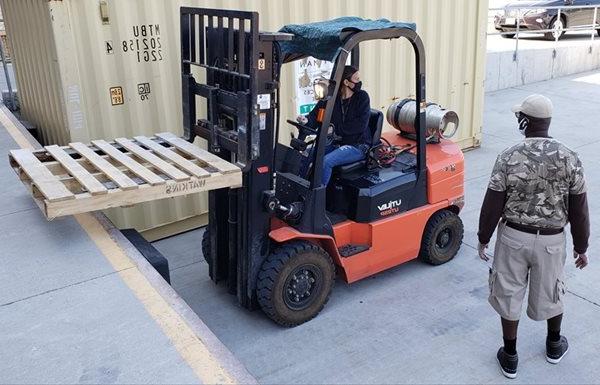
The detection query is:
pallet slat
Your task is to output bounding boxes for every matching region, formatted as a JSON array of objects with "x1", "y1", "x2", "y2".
[
  {"x1": 45, "y1": 145, "x2": 108, "y2": 195},
  {"x1": 115, "y1": 138, "x2": 190, "y2": 181},
  {"x1": 9, "y1": 134, "x2": 242, "y2": 220},
  {"x1": 9, "y1": 149, "x2": 75, "y2": 201},
  {"x1": 133, "y1": 136, "x2": 211, "y2": 178},
  {"x1": 91, "y1": 139, "x2": 165, "y2": 185},
  {"x1": 156, "y1": 132, "x2": 239, "y2": 174},
  {"x1": 70, "y1": 142, "x2": 138, "y2": 190}
]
